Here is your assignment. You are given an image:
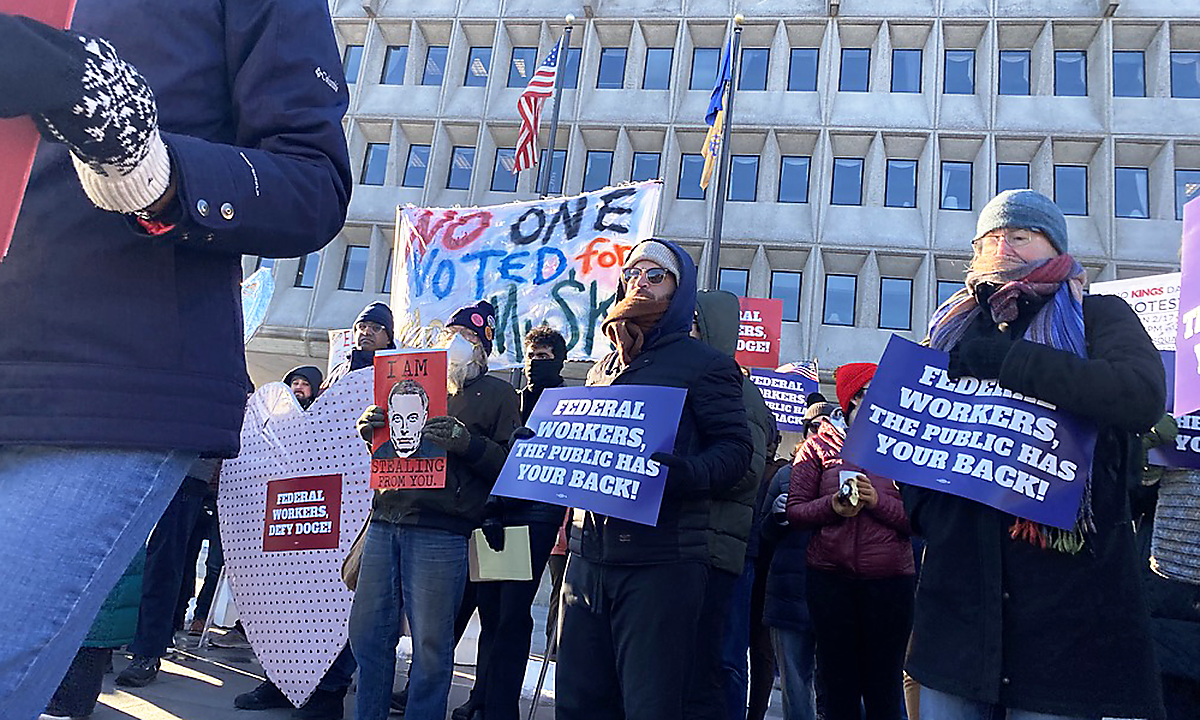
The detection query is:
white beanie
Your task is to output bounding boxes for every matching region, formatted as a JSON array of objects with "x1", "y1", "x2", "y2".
[{"x1": 622, "y1": 240, "x2": 682, "y2": 281}]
